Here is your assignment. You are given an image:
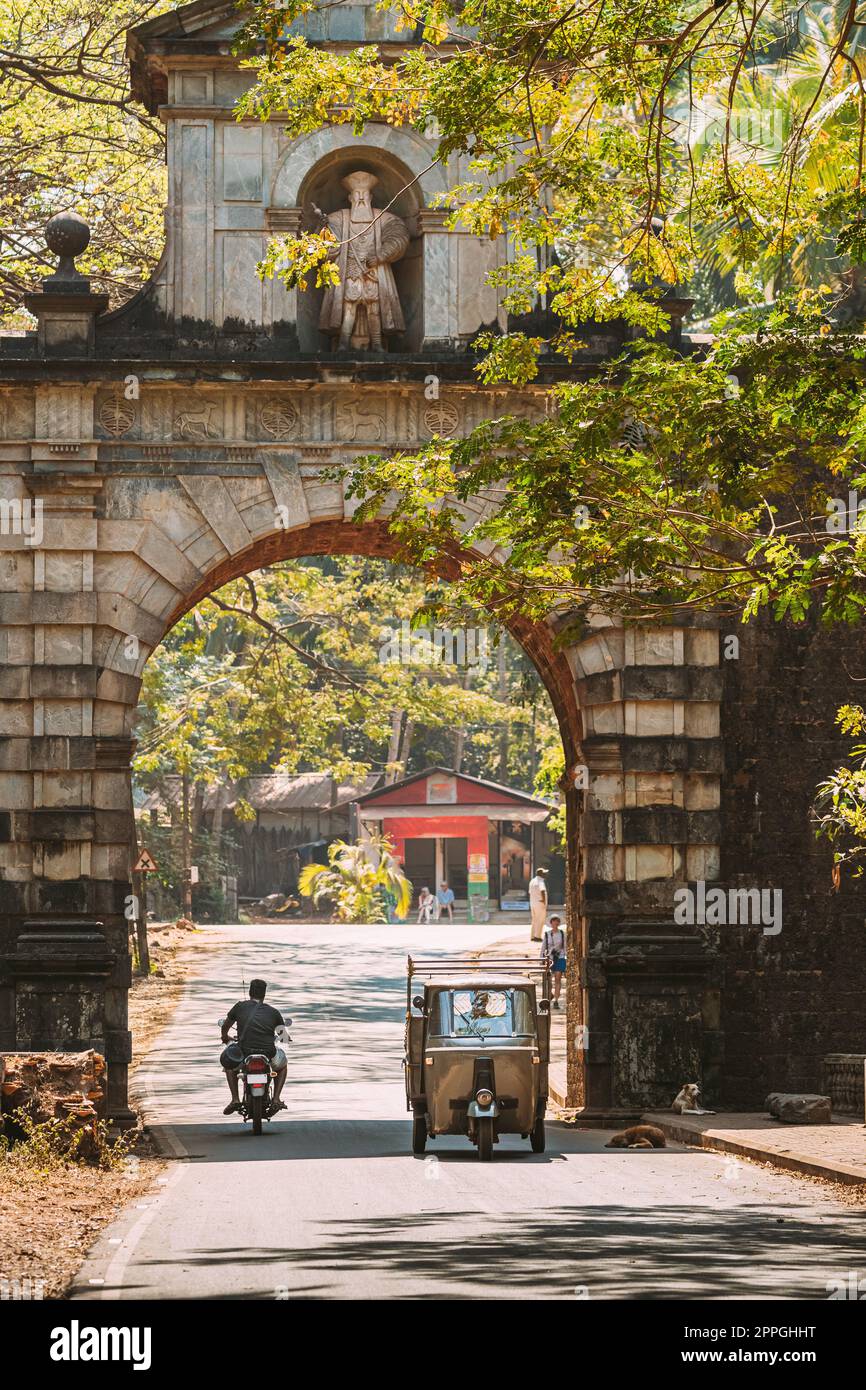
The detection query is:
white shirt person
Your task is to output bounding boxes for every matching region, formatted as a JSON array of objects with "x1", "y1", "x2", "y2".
[{"x1": 528, "y1": 869, "x2": 548, "y2": 941}]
